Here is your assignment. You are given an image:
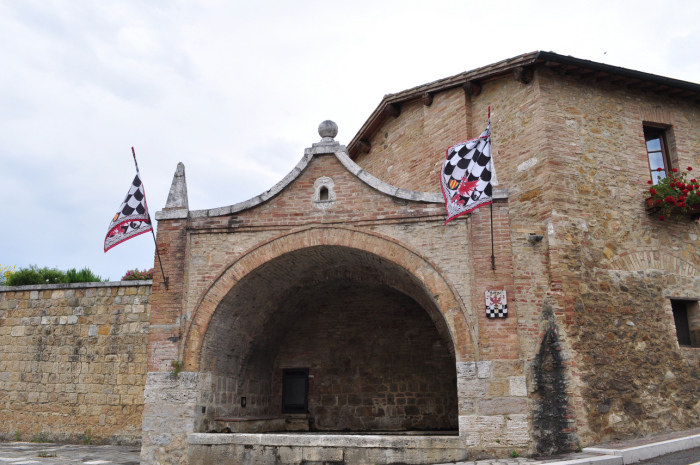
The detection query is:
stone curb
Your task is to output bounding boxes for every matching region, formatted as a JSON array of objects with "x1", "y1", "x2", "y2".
[
  {"x1": 0, "y1": 280, "x2": 152, "y2": 292},
  {"x1": 583, "y1": 433, "x2": 700, "y2": 464},
  {"x1": 541, "y1": 454, "x2": 622, "y2": 465}
]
